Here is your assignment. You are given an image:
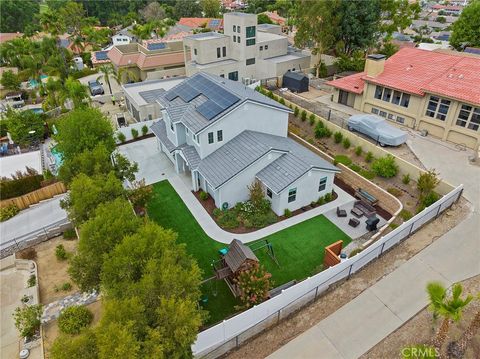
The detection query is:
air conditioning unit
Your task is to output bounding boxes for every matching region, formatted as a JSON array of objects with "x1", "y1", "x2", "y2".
[{"x1": 420, "y1": 129, "x2": 428, "y2": 137}]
